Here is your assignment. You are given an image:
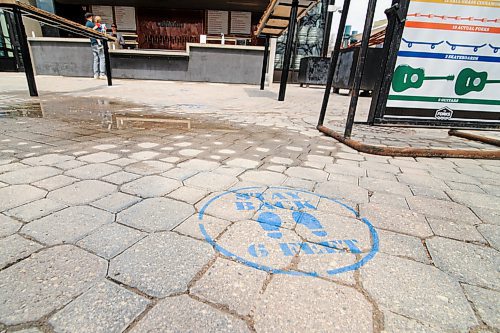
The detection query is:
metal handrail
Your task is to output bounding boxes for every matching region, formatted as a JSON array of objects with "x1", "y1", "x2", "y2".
[{"x1": 0, "y1": 0, "x2": 115, "y2": 41}]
